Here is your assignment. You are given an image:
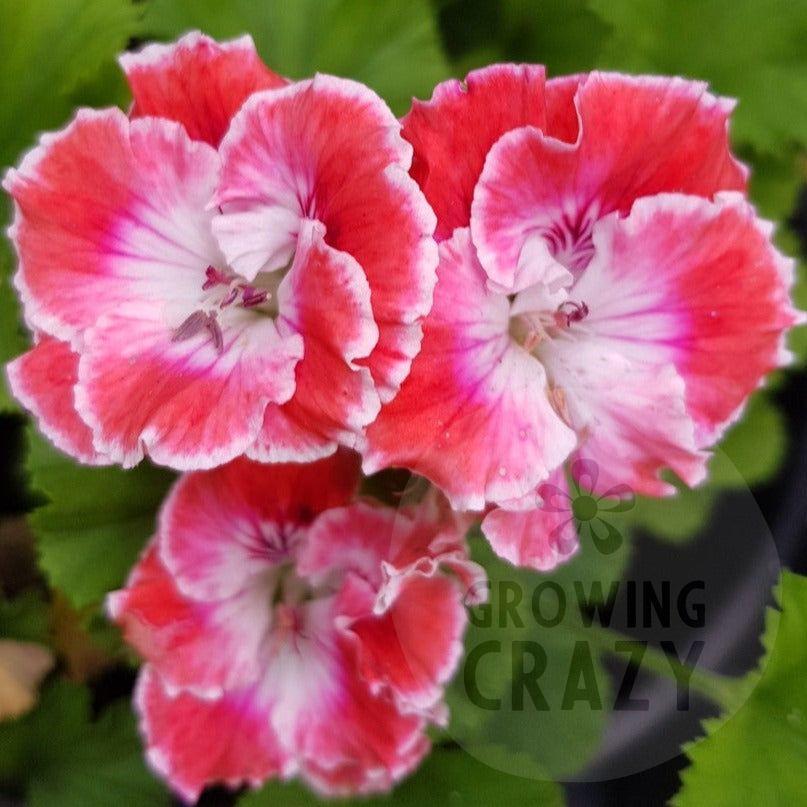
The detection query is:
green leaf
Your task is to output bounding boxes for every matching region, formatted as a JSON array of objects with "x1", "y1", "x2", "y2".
[
  {"x1": 0, "y1": 679, "x2": 169, "y2": 805},
  {"x1": 0, "y1": 0, "x2": 143, "y2": 171},
  {"x1": 25, "y1": 429, "x2": 174, "y2": 609},
  {"x1": 143, "y1": 0, "x2": 451, "y2": 114},
  {"x1": 746, "y1": 151, "x2": 804, "y2": 223},
  {"x1": 621, "y1": 486, "x2": 716, "y2": 545},
  {"x1": 240, "y1": 745, "x2": 564, "y2": 806},
  {"x1": 0, "y1": 209, "x2": 27, "y2": 412},
  {"x1": 708, "y1": 393, "x2": 787, "y2": 488},
  {"x1": 791, "y1": 262, "x2": 807, "y2": 364},
  {"x1": 0, "y1": 590, "x2": 50, "y2": 643},
  {"x1": 440, "y1": 0, "x2": 608, "y2": 76},
  {"x1": 0, "y1": 0, "x2": 144, "y2": 410},
  {"x1": 588, "y1": 0, "x2": 807, "y2": 154},
  {"x1": 446, "y1": 524, "x2": 631, "y2": 779},
  {"x1": 674, "y1": 571, "x2": 807, "y2": 805}
]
